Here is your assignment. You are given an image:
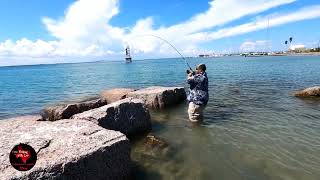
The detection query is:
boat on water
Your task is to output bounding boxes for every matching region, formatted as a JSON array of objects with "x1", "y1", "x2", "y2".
[{"x1": 125, "y1": 46, "x2": 132, "y2": 63}]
